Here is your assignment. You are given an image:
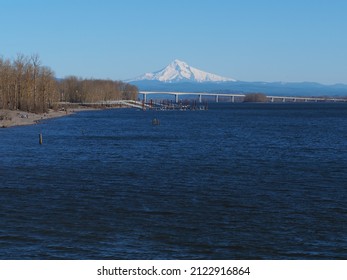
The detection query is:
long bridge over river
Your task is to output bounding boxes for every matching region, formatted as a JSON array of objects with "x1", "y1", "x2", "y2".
[
  {"x1": 139, "y1": 91, "x2": 347, "y2": 103},
  {"x1": 61, "y1": 91, "x2": 347, "y2": 111}
]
